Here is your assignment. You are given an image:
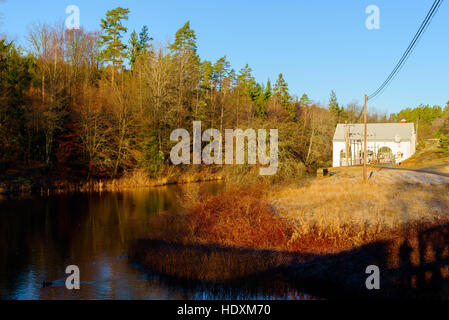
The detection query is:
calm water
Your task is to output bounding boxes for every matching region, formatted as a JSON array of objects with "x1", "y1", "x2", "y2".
[{"x1": 0, "y1": 183, "x2": 313, "y2": 300}]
